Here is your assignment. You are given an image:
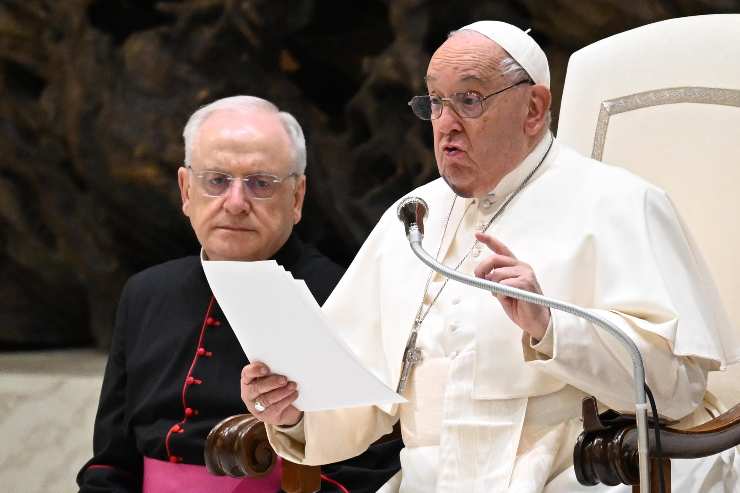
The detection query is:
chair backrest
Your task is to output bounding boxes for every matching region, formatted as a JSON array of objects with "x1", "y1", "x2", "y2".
[{"x1": 557, "y1": 15, "x2": 740, "y2": 369}]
